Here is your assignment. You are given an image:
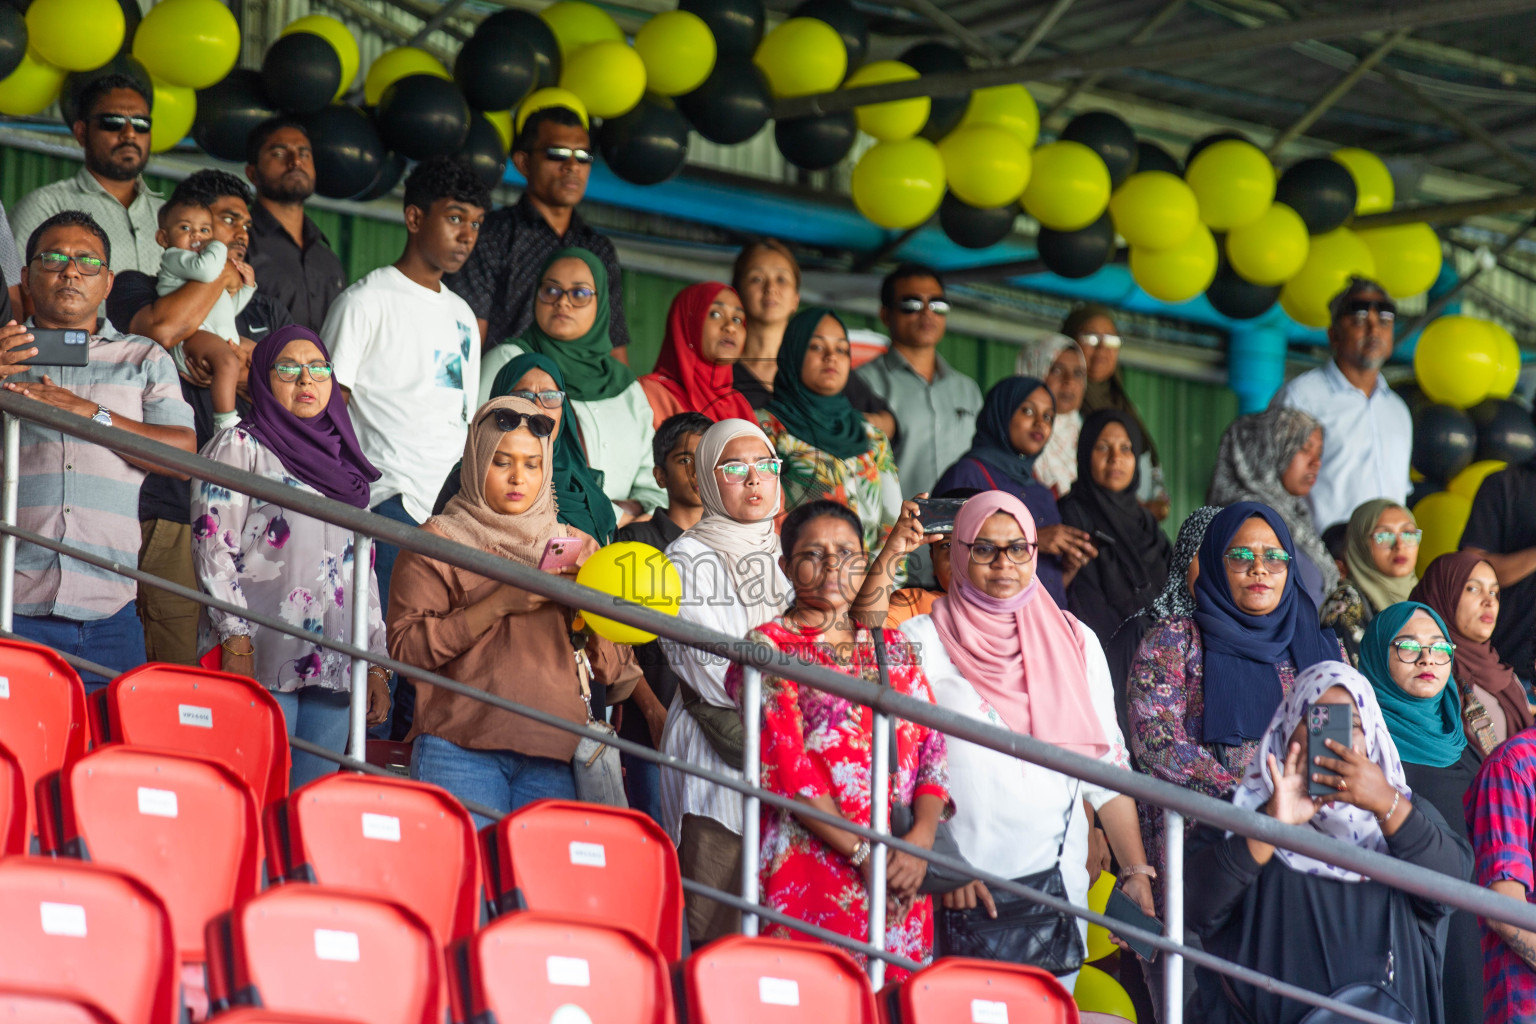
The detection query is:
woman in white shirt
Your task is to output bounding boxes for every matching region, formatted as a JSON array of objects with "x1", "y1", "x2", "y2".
[{"x1": 479, "y1": 247, "x2": 664, "y2": 526}]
